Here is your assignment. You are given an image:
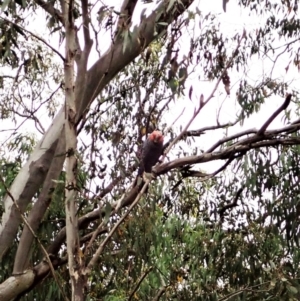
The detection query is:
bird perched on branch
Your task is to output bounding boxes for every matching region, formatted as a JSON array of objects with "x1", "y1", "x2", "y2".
[{"x1": 138, "y1": 130, "x2": 164, "y2": 181}]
